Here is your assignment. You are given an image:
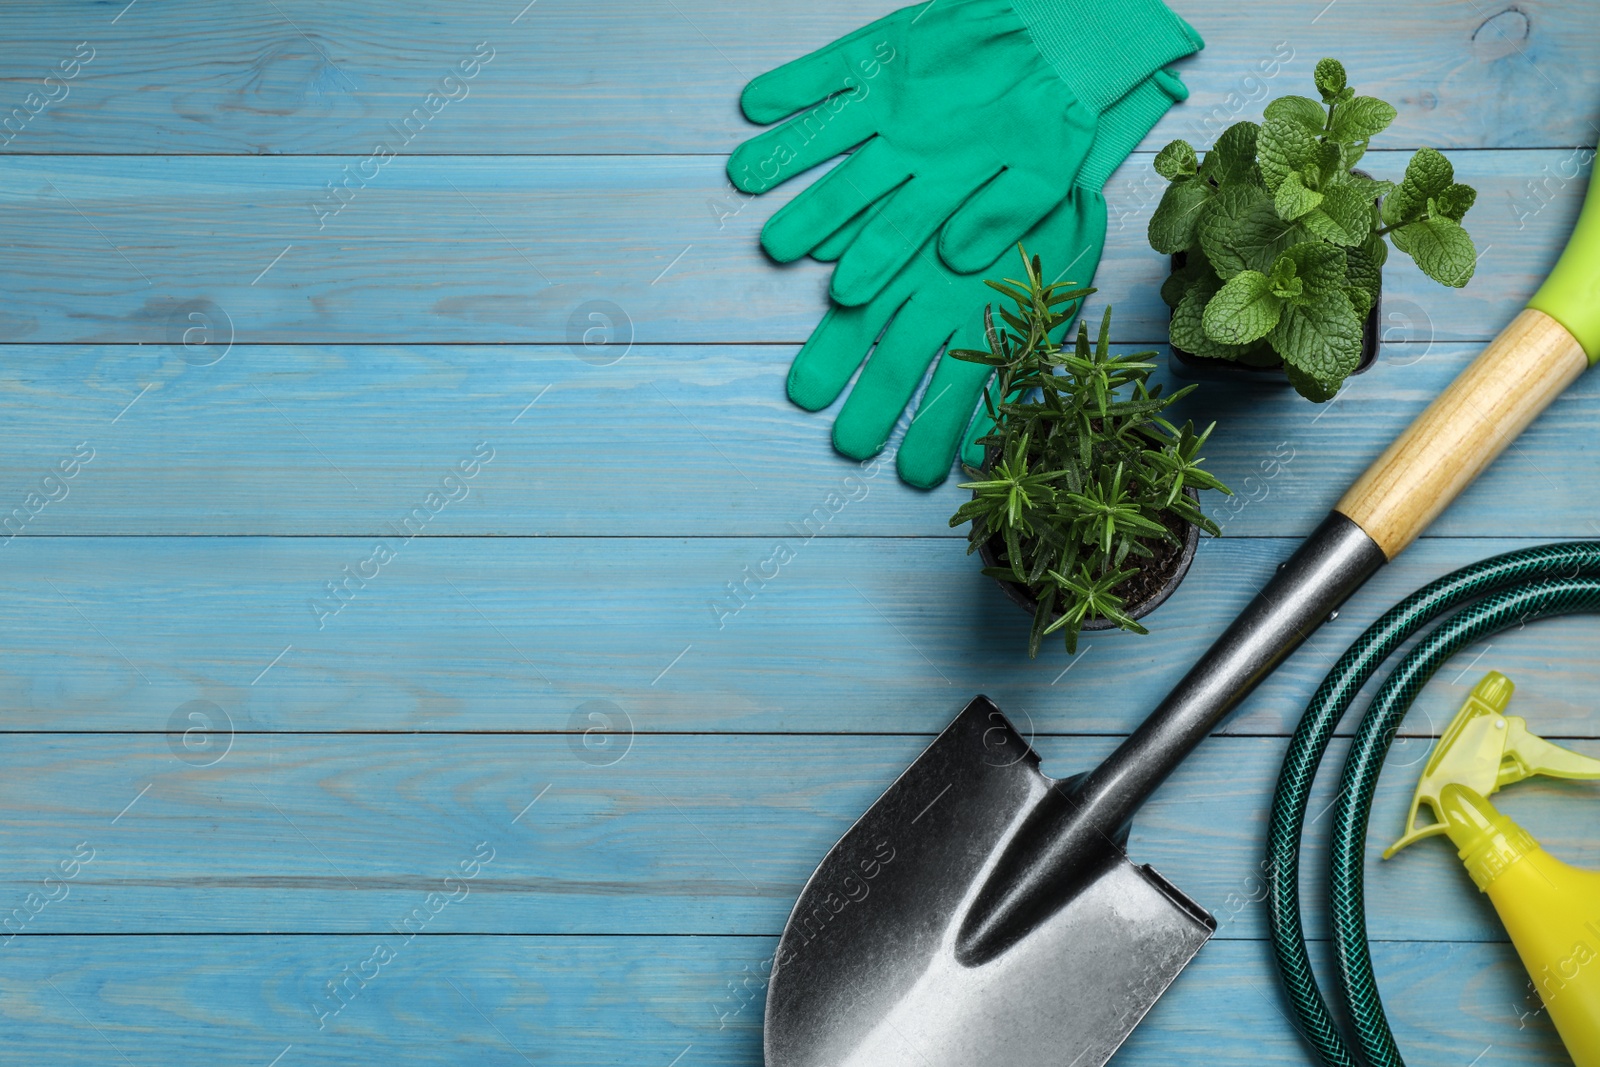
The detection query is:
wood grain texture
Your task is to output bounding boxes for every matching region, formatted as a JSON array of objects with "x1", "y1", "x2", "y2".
[
  {"x1": 0, "y1": 732, "x2": 1595, "y2": 944},
  {"x1": 0, "y1": 936, "x2": 1570, "y2": 1066},
  {"x1": 5, "y1": 536, "x2": 1600, "y2": 737},
  {"x1": 1338, "y1": 309, "x2": 1590, "y2": 557},
  {"x1": 0, "y1": 1, "x2": 1596, "y2": 1063},
  {"x1": 0, "y1": 1, "x2": 1592, "y2": 155},
  {"x1": 0, "y1": 148, "x2": 1582, "y2": 345},
  {"x1": 1, "y1": 339, "x2": 1598, "y2": 538}
]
